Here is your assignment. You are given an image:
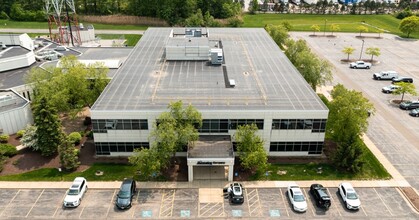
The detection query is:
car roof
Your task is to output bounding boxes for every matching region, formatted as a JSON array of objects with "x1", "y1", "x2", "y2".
[
  {"x1": 73, "y1": 177, "x2": 86, "y2": 183},
  {"x1": 341, "y1": 182, "x2": 354, "y2": 190}
]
